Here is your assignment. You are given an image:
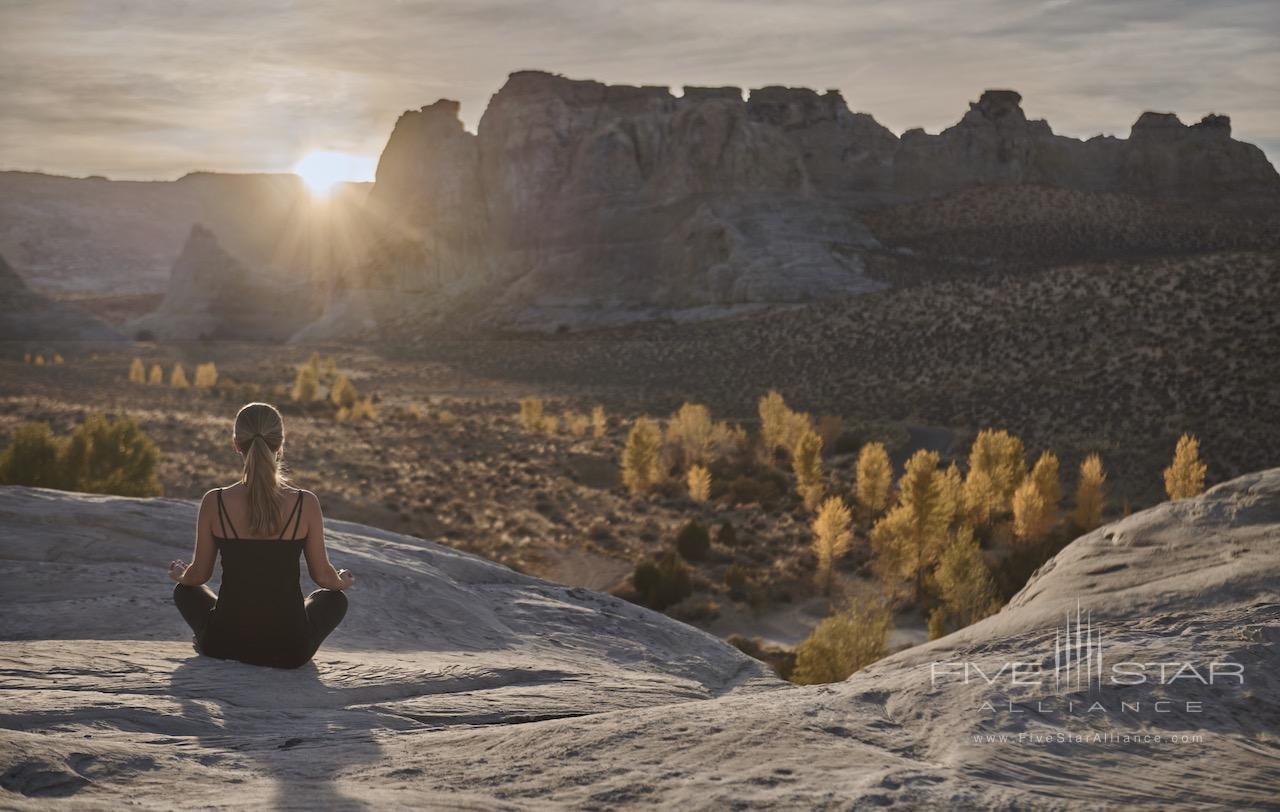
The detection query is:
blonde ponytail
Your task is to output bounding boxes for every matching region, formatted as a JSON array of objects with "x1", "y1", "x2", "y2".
[{"x1": 233, "y1": 402, "x2": 290, "y2": 536}]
